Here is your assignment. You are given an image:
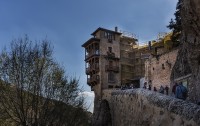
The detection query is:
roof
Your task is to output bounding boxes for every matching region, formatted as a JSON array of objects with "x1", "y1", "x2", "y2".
[
  {"x1": 91, "y1": 27, "x2": 122, "y2": 36},
  {"x1": 82, "y1": 38, "x2": 100, "y2": 47}
]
